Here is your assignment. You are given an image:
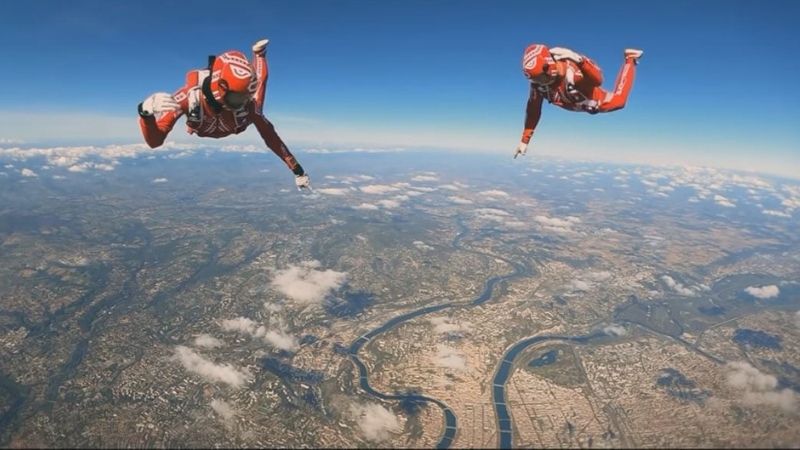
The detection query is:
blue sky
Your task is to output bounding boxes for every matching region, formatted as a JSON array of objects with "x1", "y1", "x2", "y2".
[{"x1": 0, "y1": 0, "x2": 798, "y2": 177}]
